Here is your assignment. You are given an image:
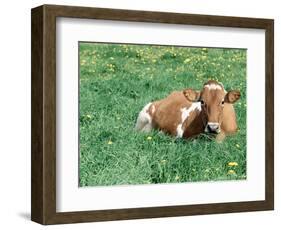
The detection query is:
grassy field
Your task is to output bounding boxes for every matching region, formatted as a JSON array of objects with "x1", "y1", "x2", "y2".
[{"x1": 79, "y1": 42, "x2": 247, "y2": 187}]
